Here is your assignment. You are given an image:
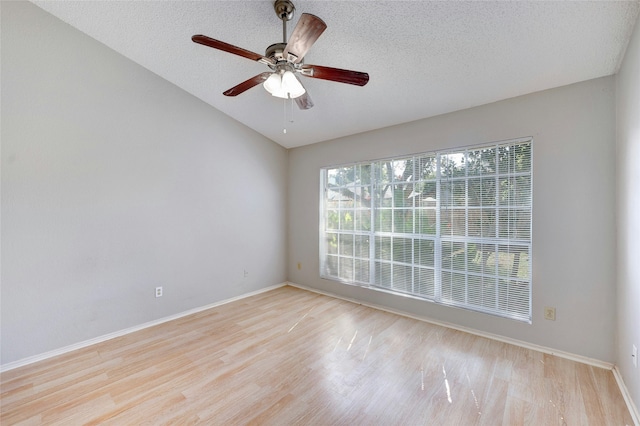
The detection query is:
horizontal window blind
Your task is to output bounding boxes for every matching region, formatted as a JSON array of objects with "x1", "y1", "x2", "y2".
[{"x1": 320, "y1": 138, "x2": 532, "y2": 322}]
